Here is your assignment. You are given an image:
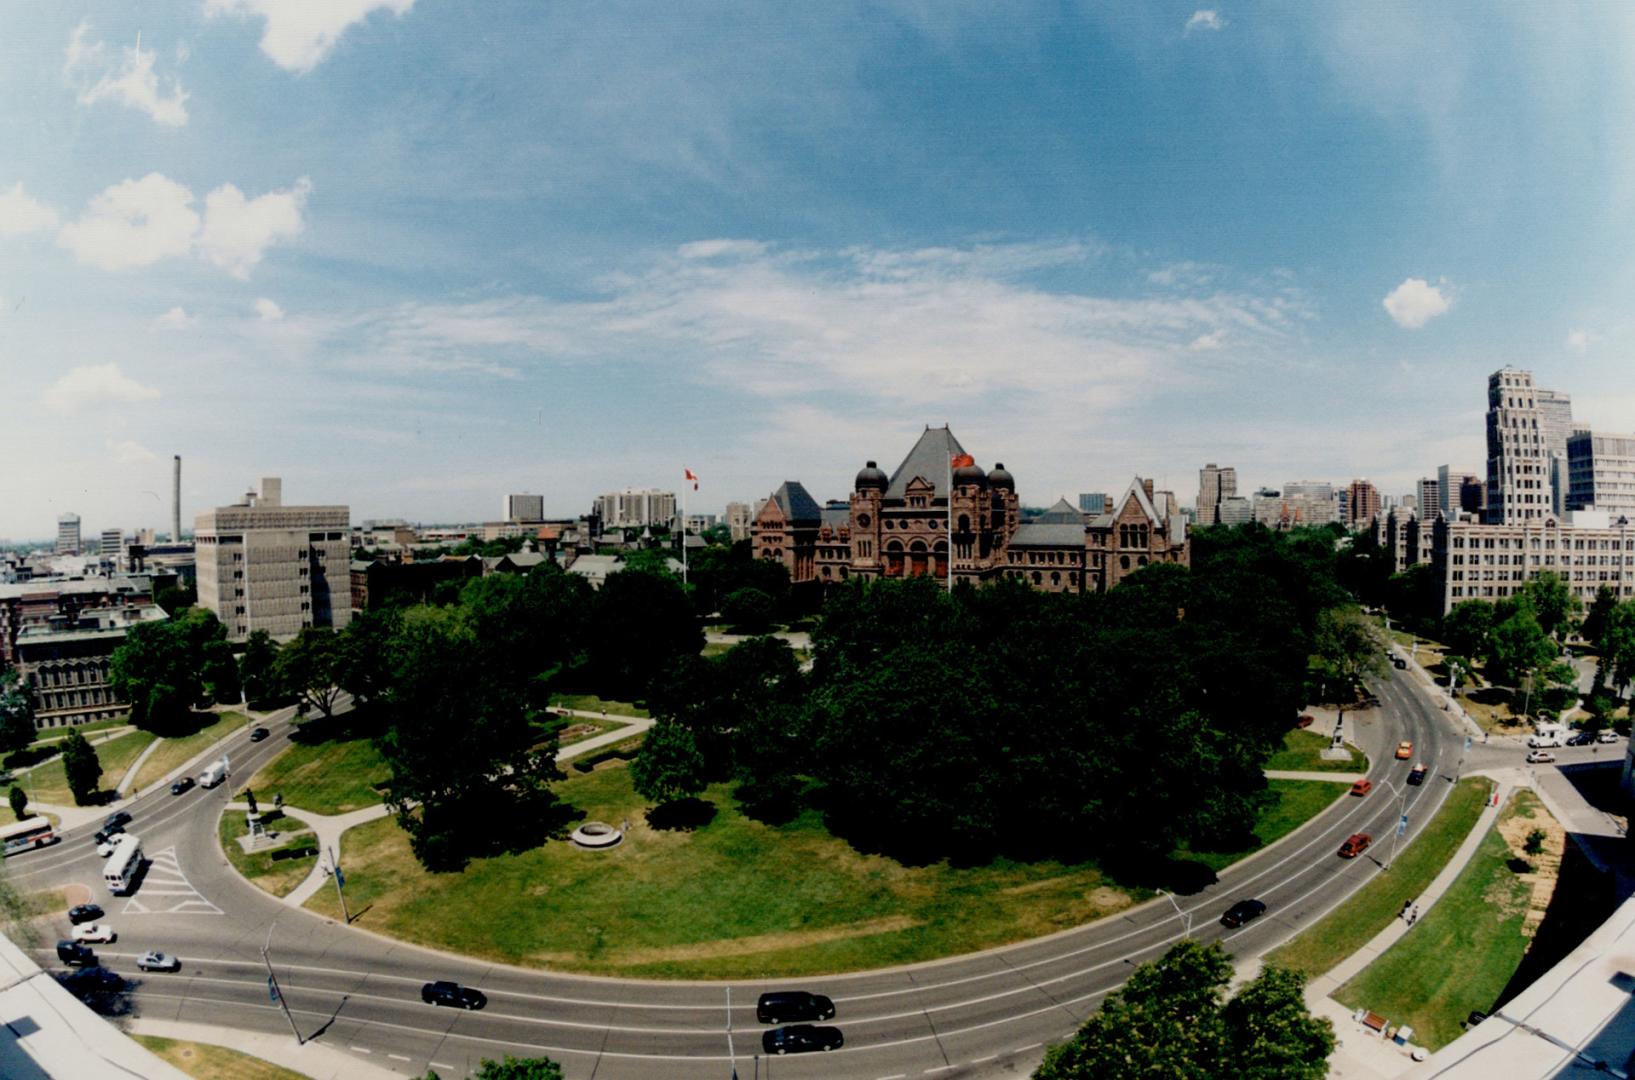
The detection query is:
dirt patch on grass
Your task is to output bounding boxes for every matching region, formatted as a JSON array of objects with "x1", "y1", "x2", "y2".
[
  {"x1": 1495, "y1": 794, "x2": 1565, "y2": 937},
  {"x1": 542, "y1": 915, "x2": 923, "y2": 965}
]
